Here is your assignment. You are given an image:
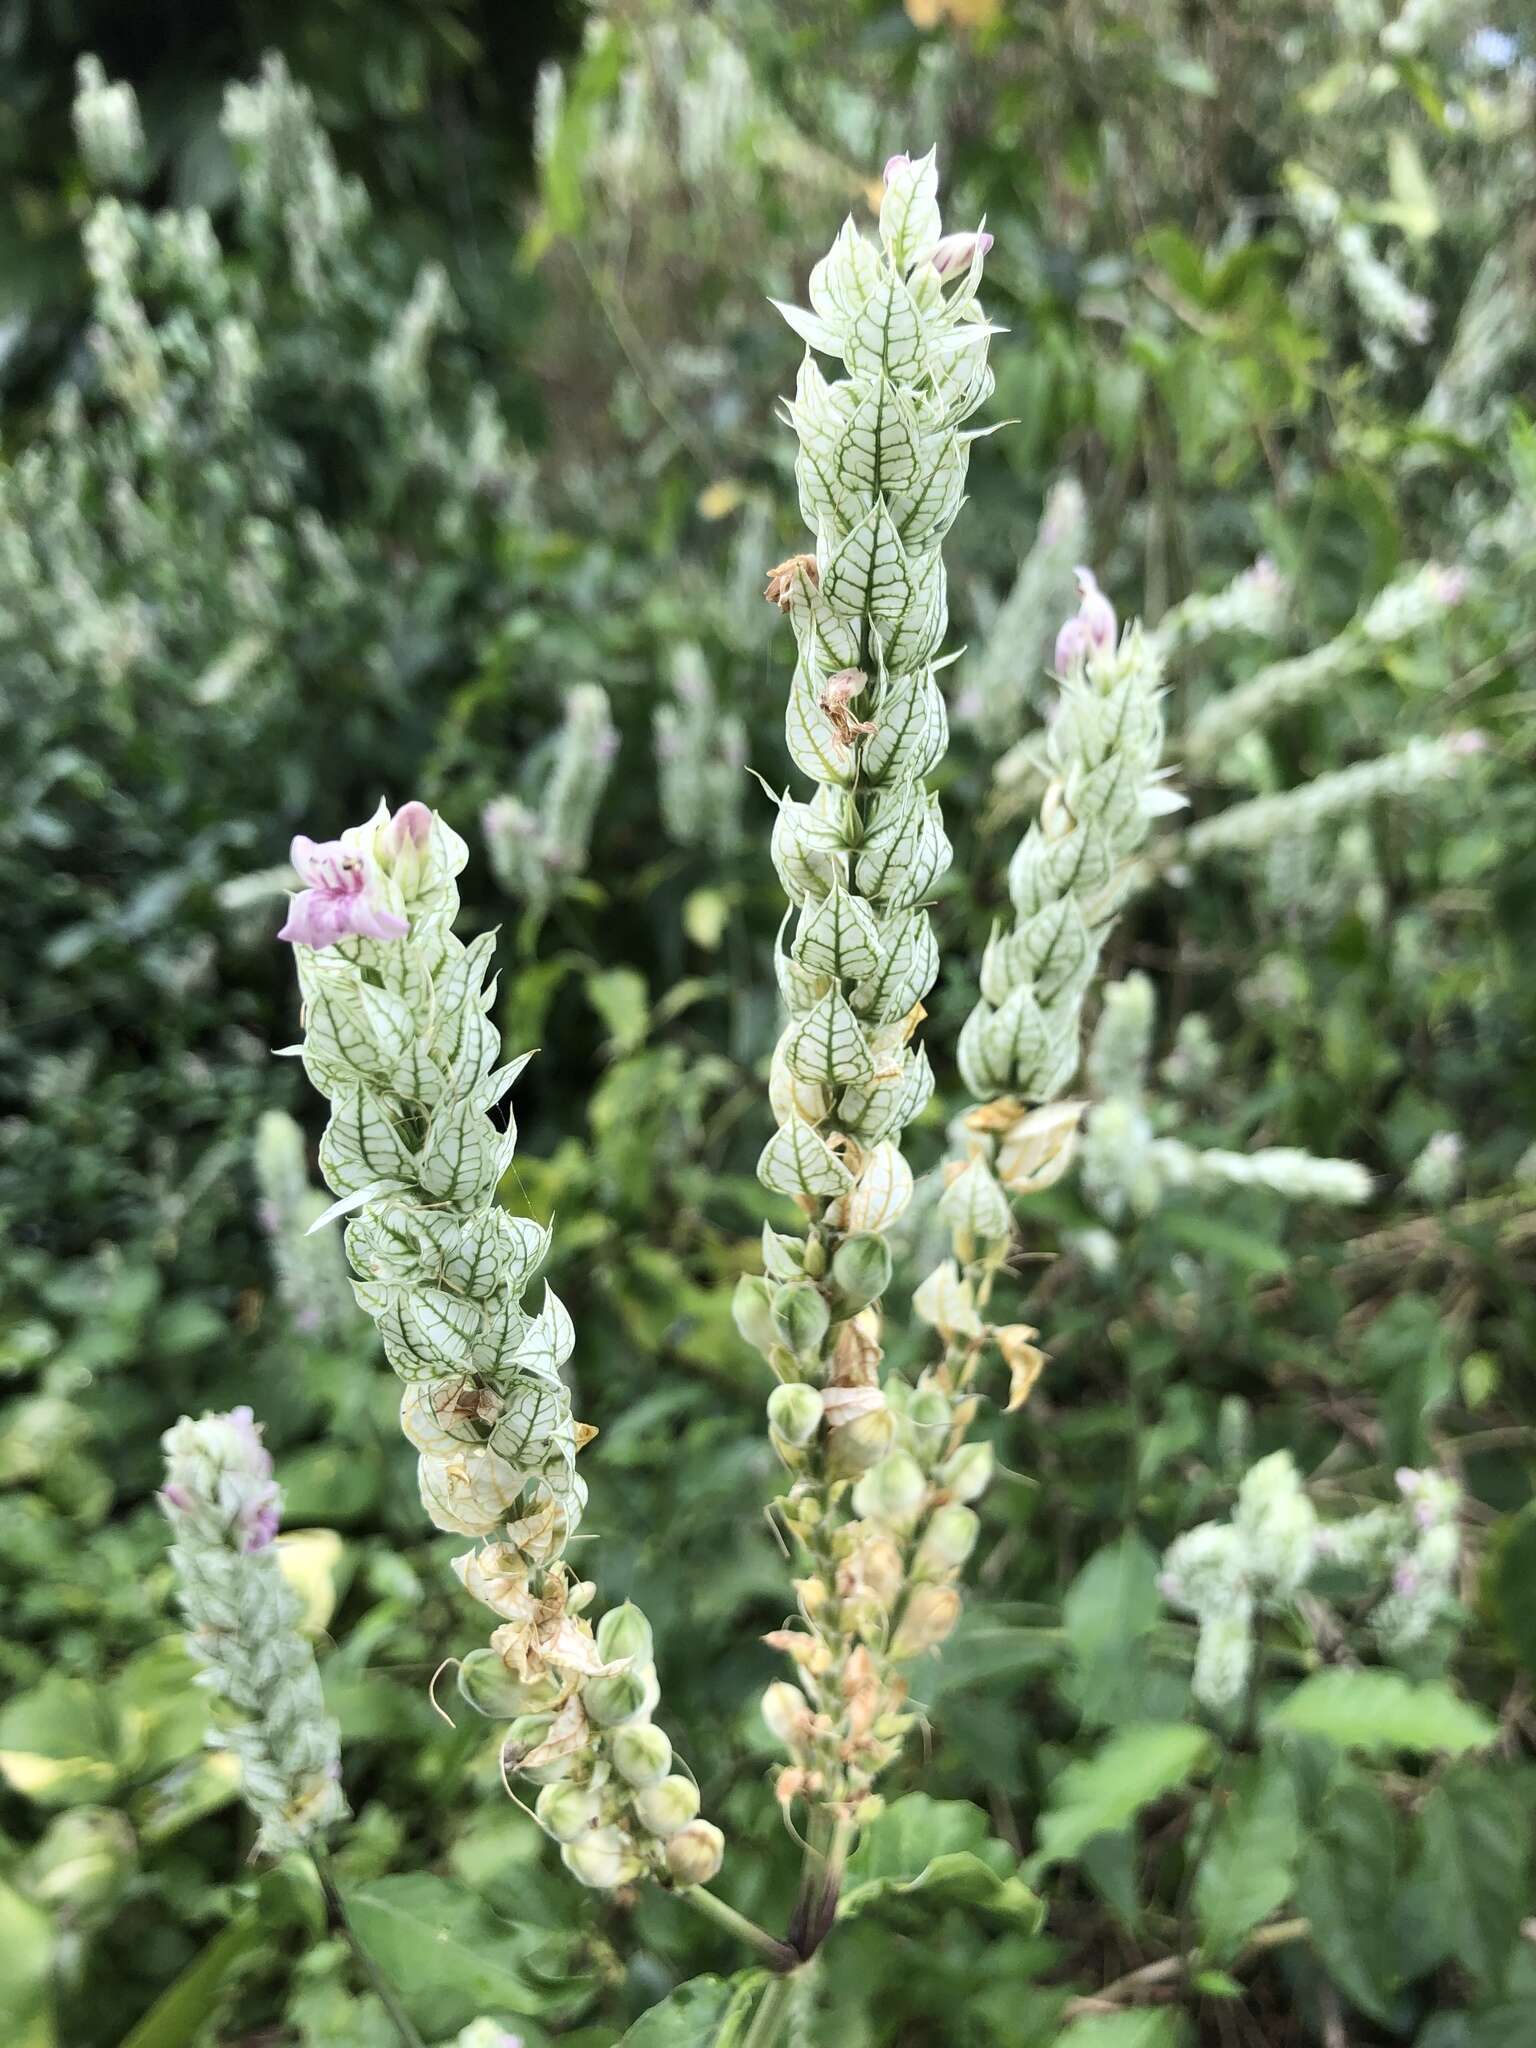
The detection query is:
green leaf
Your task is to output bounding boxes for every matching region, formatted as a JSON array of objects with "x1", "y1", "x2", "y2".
[
  {"x1": 1492, "y1": 1501, "x2": 1536, "y2": 1680},
  {"x1": 342, "y1": 1874, "x2": 591, "y2": 2034},
  {"x1": 615, "y1": 1971, "x2": 764, "y2": 2046},
  {"x1": 1193, "y1": 1753, "x2": 1300, "y2": 1961},
  {"x1": 1295, "y1": 1774, "x2": 1399, "y2": 2022},
  {"x1": 585, "y1": 966, "x2": 650, "y2": 1055},
  {"x1": 1410, "y1": 1763, "x2": 1528, "y2": 1994},
  {"x1": 0, "y1": 1676, "x2": 124, "y2": 1808},
  {"x1": 0, "y1": 1881, "x2": 54, "y2": 2048},
  {"x1": 1058, "y1": 2012, "x2": 1190, "y2": 2048},
  {"x1": 1157, "y1": 1207, "x2": 1289, "y2": 1276},
  {"x1": 118, "y1": 1906, "x2": 266, "y2": 2048},
  {"x1": 840, "y1": 1793, "x2": 1043, "y2": 1928},
  {"x1": 1061, "y1": 1533, "x2": 1162, "y2": 1727},
  {"x1": 1031, "y1": 1724, "x2": 1213, "y2": 1874},
  {"x1": 1265, "y1": 1670, "x2": 1497, "y2": 1758}
]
